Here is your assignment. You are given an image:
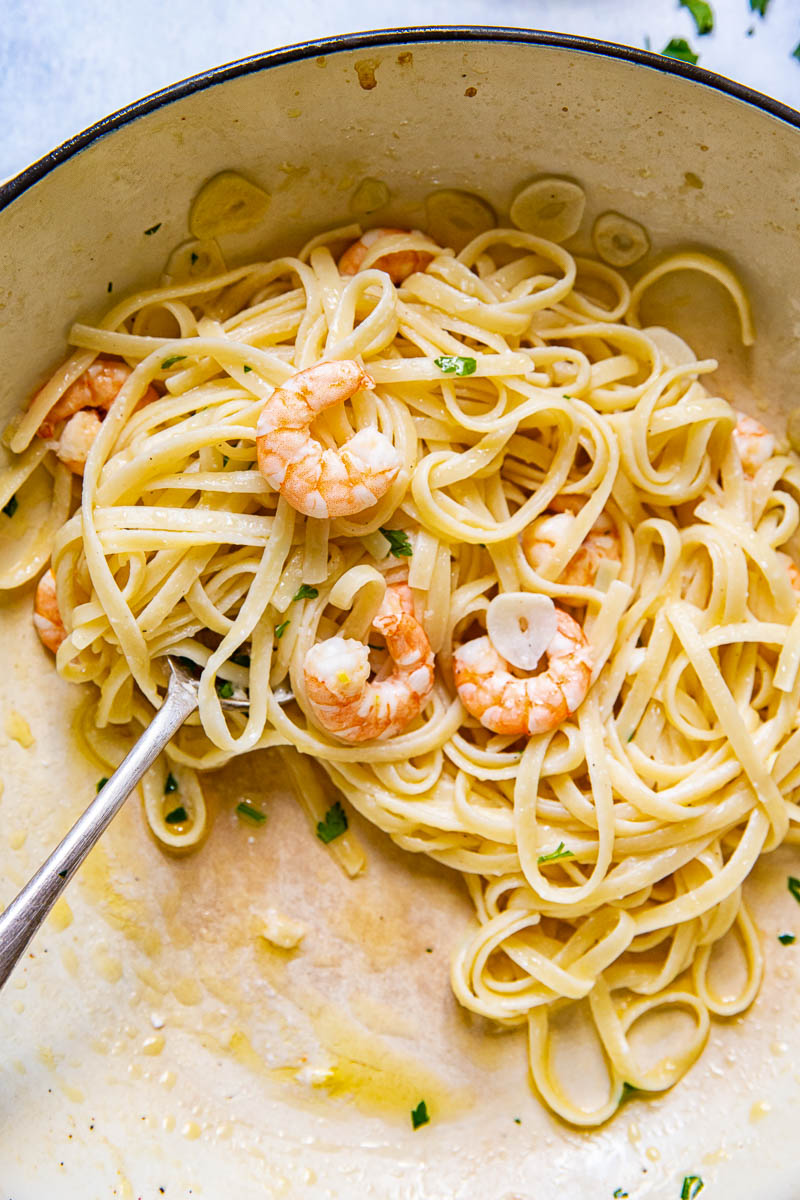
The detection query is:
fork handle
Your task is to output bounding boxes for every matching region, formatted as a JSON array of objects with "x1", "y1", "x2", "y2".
[{"x1": 0, "y1": 671, "x2": 198, "y2": 990}]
